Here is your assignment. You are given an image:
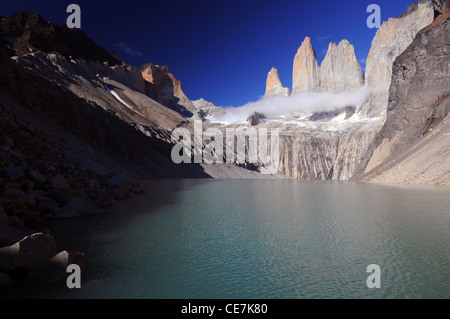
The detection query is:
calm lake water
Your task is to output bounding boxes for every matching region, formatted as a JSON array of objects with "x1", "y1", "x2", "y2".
[{"x1": 38, "y1": 179, "x2": 450, "y2": 299}]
